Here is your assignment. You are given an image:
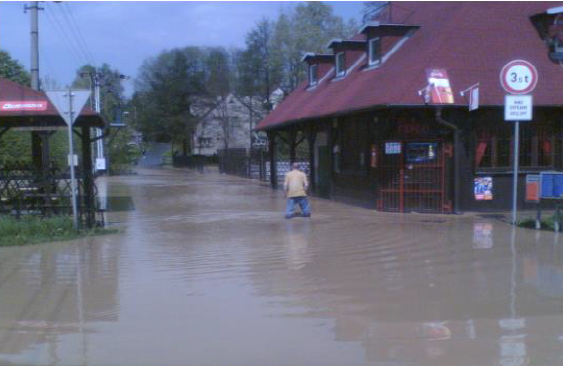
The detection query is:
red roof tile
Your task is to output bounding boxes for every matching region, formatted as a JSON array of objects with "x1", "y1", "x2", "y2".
[
  {"x1": 0, "y1": 78, "x2": 100, "y2": 121},
  {"x1": 257, "y1": 1, "x2": 563, "y2": 130}
]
